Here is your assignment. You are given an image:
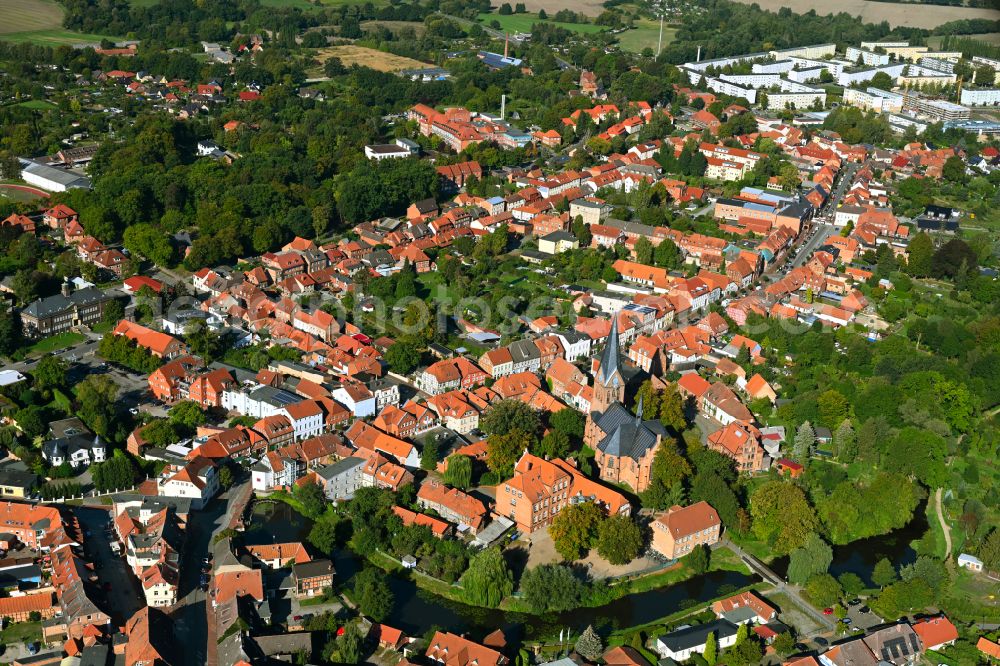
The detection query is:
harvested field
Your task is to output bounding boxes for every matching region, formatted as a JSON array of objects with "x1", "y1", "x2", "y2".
[
  {"x1": 313, "y1": 45, "x2": 435, "y2": 72},
  {"x1": 507, "y1": 0, "x2": 607, "y2": 16},
  {"x1": 0, "y1": 0, "x2": 63, "y2": 34},
  {"x1": 729, "y1": 0, "x2": 999, "y2": 29},
  {"x1": 0, "y1": 0, "x2": 119, "y2": 44}
]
